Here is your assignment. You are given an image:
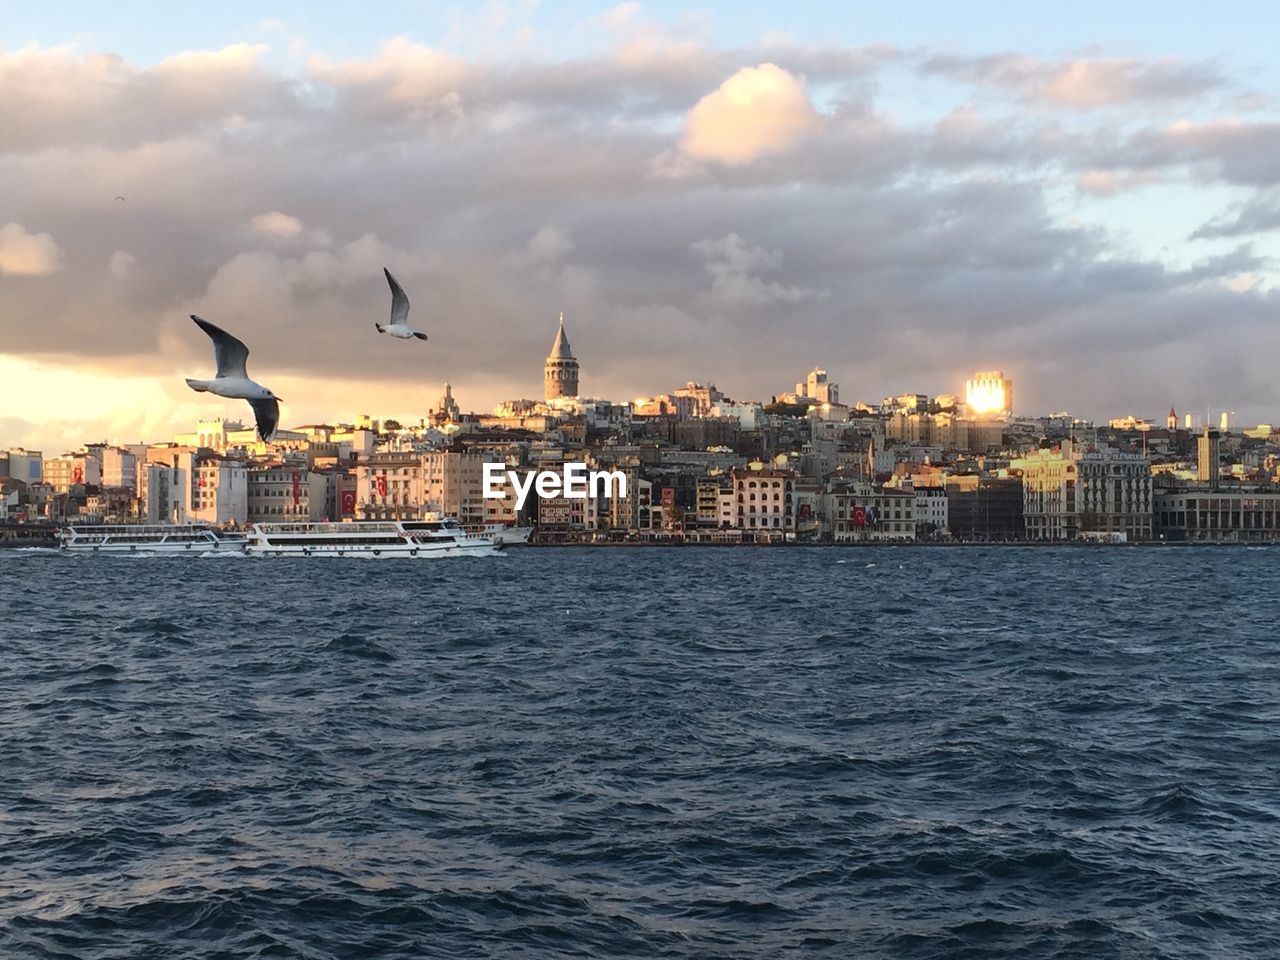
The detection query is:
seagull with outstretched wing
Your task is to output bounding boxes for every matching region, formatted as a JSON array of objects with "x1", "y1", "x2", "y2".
[
  {"x1": 185, "y1": 315, "x2": 283, "y2": 441},
  {"x1": 375, "y1": 267, "x2": 428, "y2": 341}
]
